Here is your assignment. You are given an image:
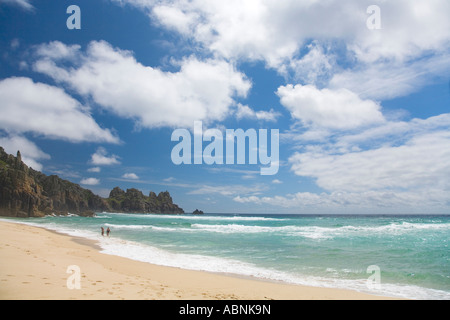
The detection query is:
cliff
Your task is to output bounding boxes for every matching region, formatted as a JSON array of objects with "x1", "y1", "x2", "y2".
[
  {"x1": 107, "y1": 187, "x2": 184, "y2": 214},
  {"x1": 0, "y1": 147, "x2": 184, "y2": 217}
]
